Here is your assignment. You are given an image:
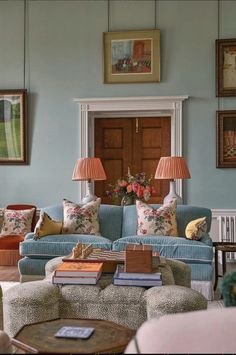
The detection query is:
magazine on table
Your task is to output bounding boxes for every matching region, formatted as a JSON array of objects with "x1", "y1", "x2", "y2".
[{"x1": 54, "y1": 326, "x2": 94, "y2": 339}]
